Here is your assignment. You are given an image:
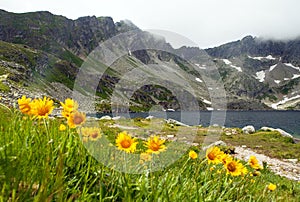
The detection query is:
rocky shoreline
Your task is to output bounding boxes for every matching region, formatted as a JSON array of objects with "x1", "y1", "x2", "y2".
[{"x1": 234, "y1": 146, "x2": 300, "y2": 181}]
